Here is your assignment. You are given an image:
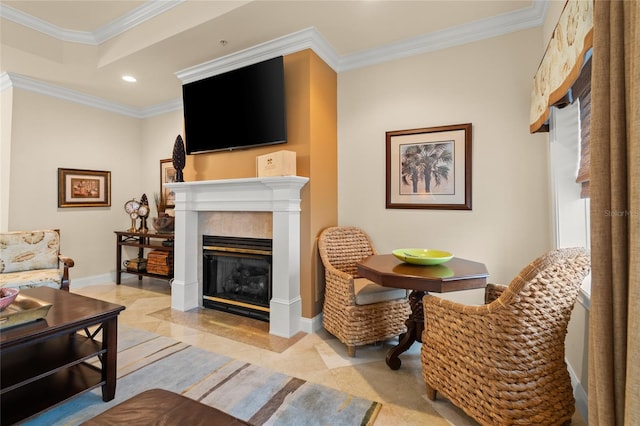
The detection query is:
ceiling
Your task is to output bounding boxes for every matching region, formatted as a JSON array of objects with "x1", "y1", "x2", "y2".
[{"x1": 0, "y1": 1, "x2": 542, "y2": 113}]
